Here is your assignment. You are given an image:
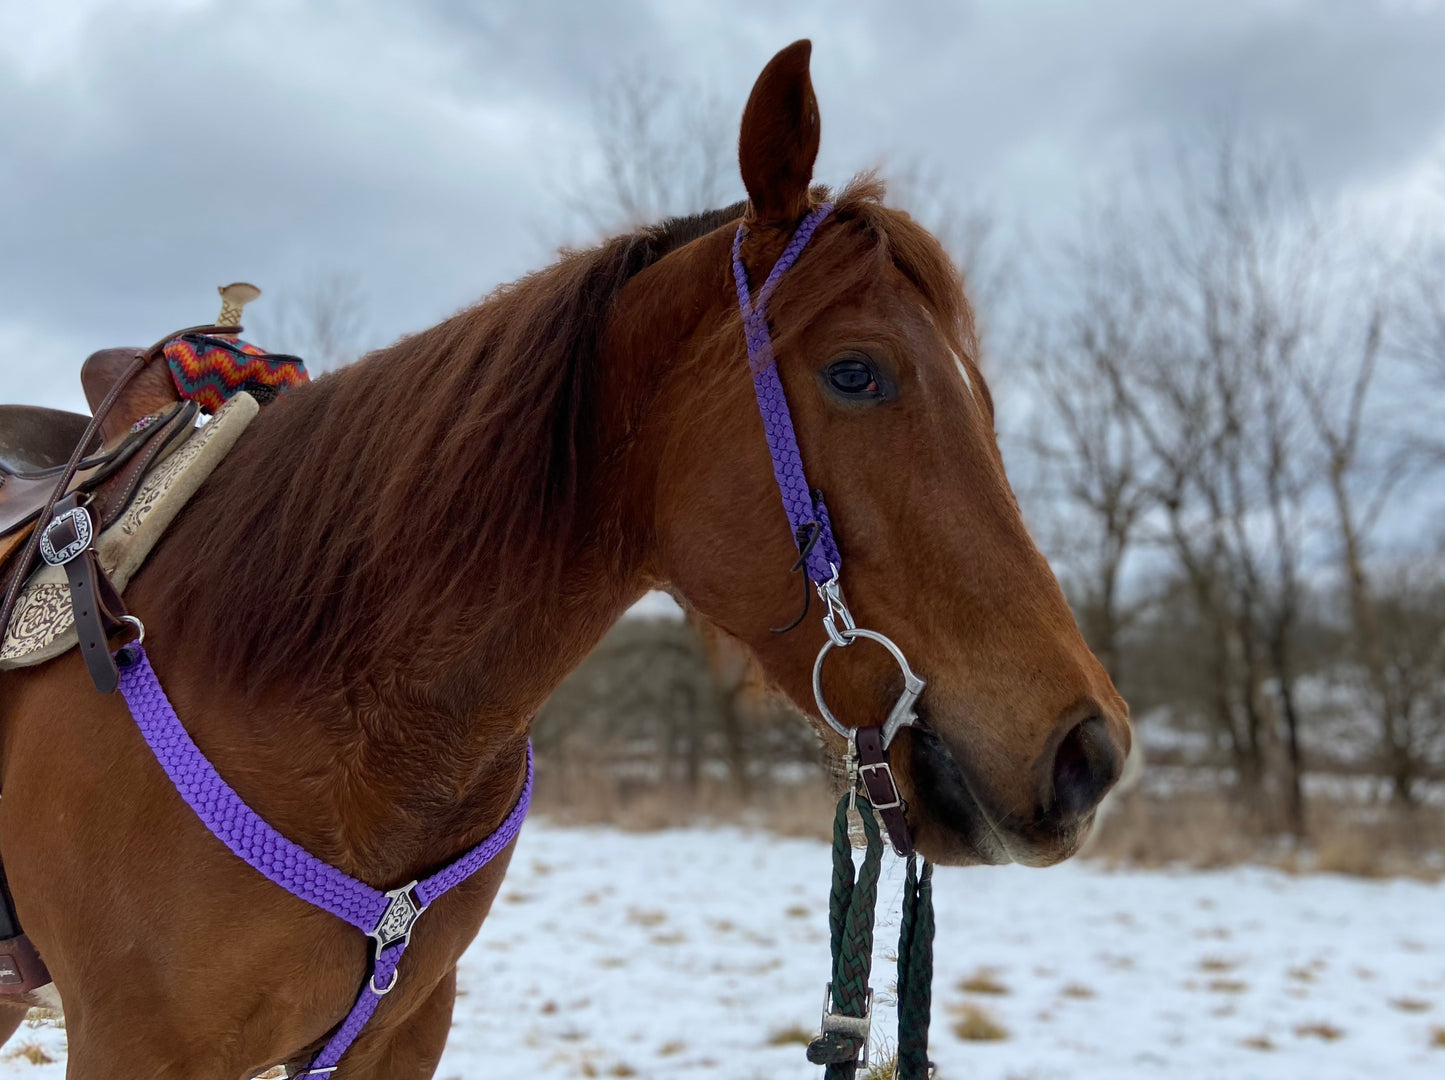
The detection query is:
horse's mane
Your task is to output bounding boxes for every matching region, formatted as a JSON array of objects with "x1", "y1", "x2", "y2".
[{"x1": 152, "y1": 179, "x2": 975, "y2": 695}]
